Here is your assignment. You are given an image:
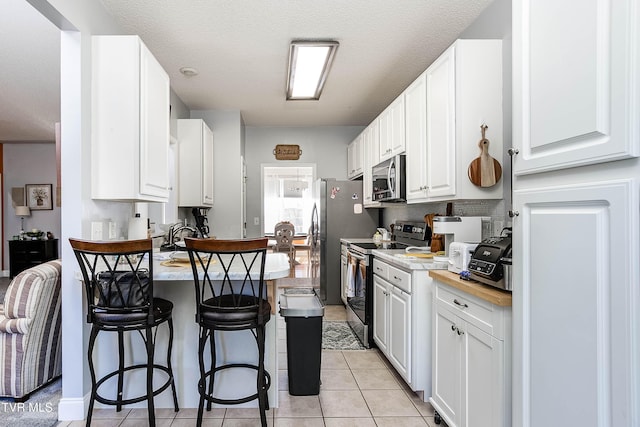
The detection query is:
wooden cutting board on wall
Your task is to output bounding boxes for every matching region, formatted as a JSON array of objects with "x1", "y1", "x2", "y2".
[{"x1": 468, "y1": 125, "x2": 502, "y2": 187}]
